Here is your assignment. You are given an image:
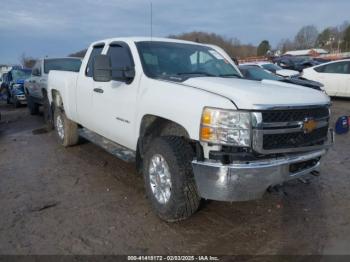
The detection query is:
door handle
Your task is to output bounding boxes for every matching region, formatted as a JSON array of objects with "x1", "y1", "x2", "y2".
[{"x1": 93, "y1": 88, "x2": 104, "y2": 93}]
